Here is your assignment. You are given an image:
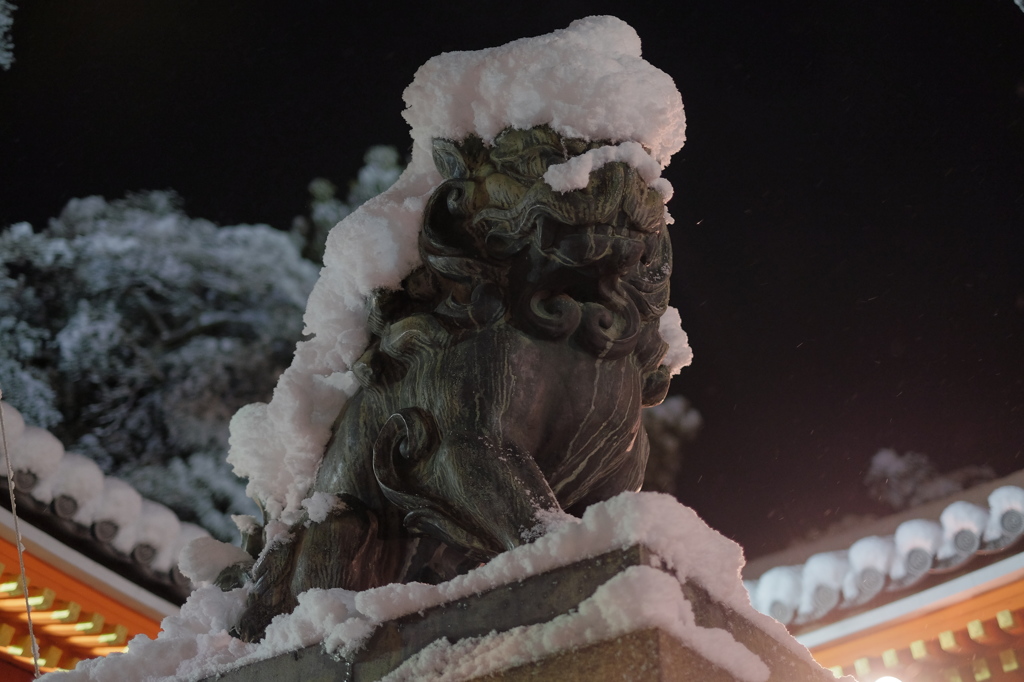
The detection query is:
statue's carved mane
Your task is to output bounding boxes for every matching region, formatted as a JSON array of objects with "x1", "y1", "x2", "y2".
[{"x1": 361, "y1": 126, "x2": 673, "y2": 407}]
